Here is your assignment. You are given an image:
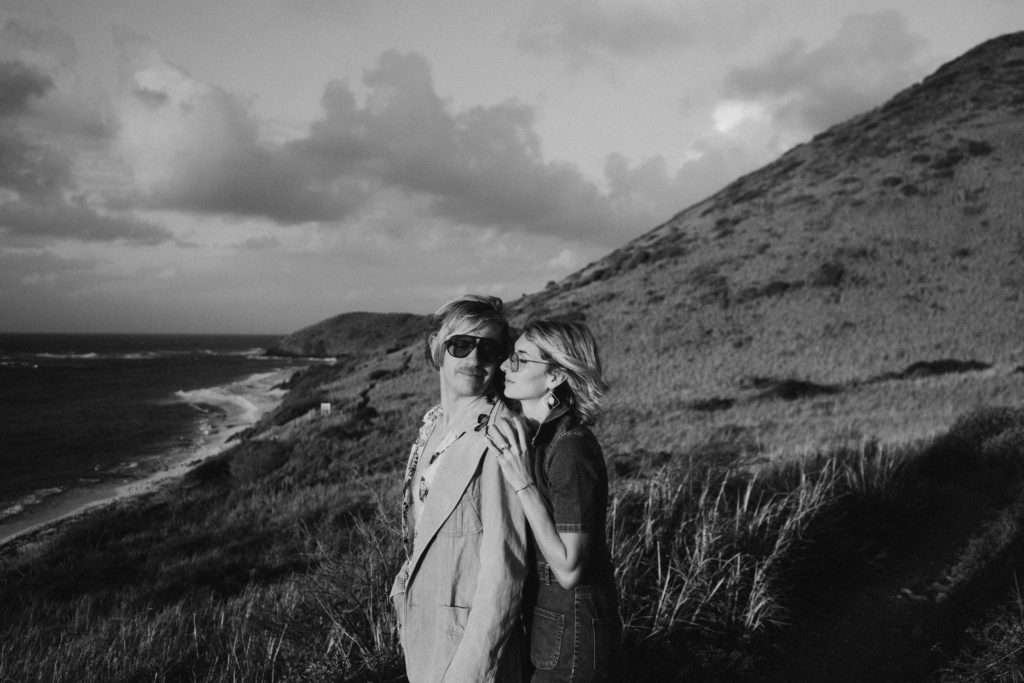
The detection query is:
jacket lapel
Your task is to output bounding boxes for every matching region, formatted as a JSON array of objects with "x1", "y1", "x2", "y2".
[{"x1": 406, "y1": 429, "x2": 488, "y2": 583}]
